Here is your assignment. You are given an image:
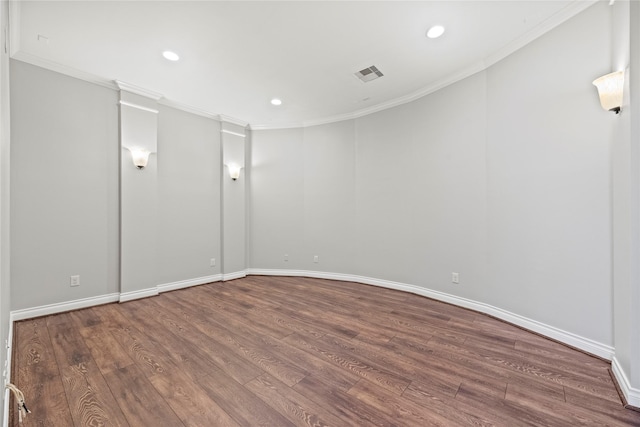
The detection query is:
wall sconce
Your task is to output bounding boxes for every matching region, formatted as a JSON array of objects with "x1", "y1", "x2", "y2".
[
  {"x1": 227, "y1": 163, "x2": 242, "y2": 180},
  {"x1": 593, "y1": 70, "x2": 624, "y2": 114},
  {"x1": 128, "y1": 148, "x2": 151, "y2": 169}
]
